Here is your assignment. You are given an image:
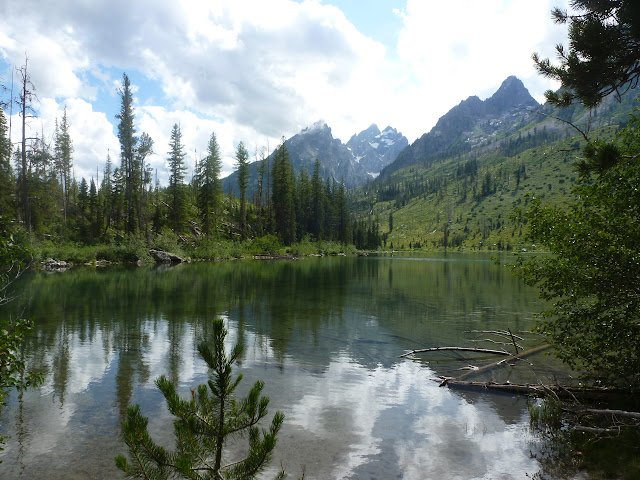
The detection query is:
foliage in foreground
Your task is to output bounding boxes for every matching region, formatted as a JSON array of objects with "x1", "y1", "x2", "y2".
[
  {"x1": 0, "y1": 223, "x2": 42, "y2": 451},
  {"x1": 514, "y1": 108, "x2": 640, "y2": 390},
  {"x1": 115, "y1": 318, "x2": 285, "y2": 479}
]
